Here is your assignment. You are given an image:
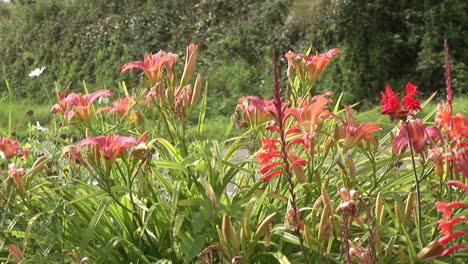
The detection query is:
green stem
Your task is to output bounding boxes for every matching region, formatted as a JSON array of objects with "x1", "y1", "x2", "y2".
[{"x1": 405, "y1": 121, "x2": 424, "y2": 245}]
